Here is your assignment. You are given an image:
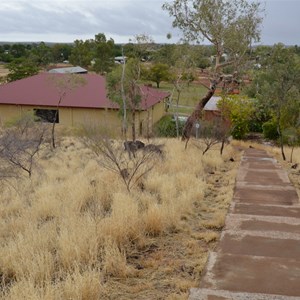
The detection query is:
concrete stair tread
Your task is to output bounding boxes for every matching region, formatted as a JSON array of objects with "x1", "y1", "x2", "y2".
[{"x1": 189, "y1": 149, "x2": 300, "y2": 299}]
